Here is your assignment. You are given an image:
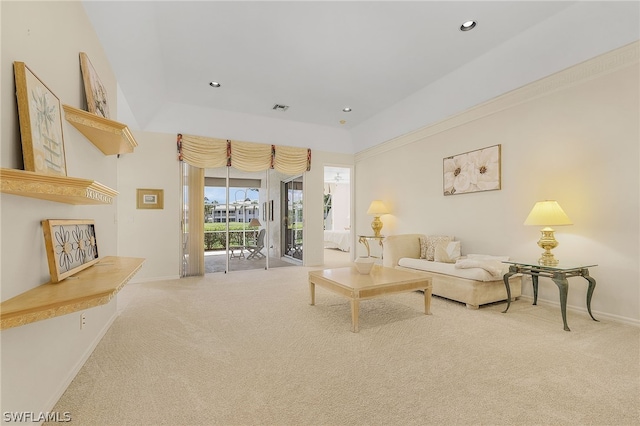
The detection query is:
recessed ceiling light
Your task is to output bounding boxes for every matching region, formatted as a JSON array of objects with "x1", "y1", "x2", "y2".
[
  {"x1": 209, "y1": 81, "x2": 221, "y2": 88},
  {"x1": 342, "y1": 107, "x2": 352, "y2": 112},
  {"x1": 460, "y1": 20, "x2": 477, "y2": 31}
]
